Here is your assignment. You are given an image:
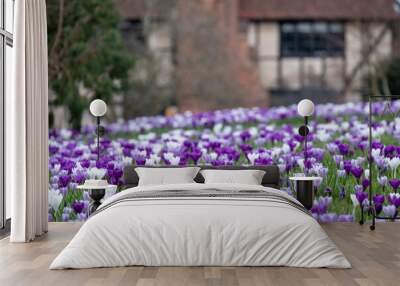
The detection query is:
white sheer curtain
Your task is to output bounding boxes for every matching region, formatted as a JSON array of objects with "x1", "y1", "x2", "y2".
[{"x1": 7, "y1": 0, "x2": 49, "y2": 242}]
